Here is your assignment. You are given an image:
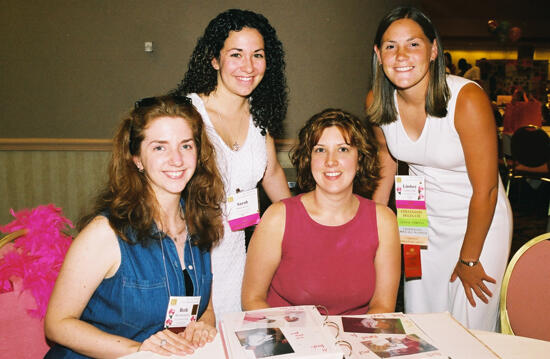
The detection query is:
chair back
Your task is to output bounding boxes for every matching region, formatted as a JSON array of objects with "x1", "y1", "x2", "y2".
[
  {"x1": 510, "y1": 126, "x2": 550, "y2": 168},
  {"x1": 500, "y1": 232, "x2": 550, "y2": 341},
  {"x1": 0, "y1": 230, "x2": 51, "y2": 358}
]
